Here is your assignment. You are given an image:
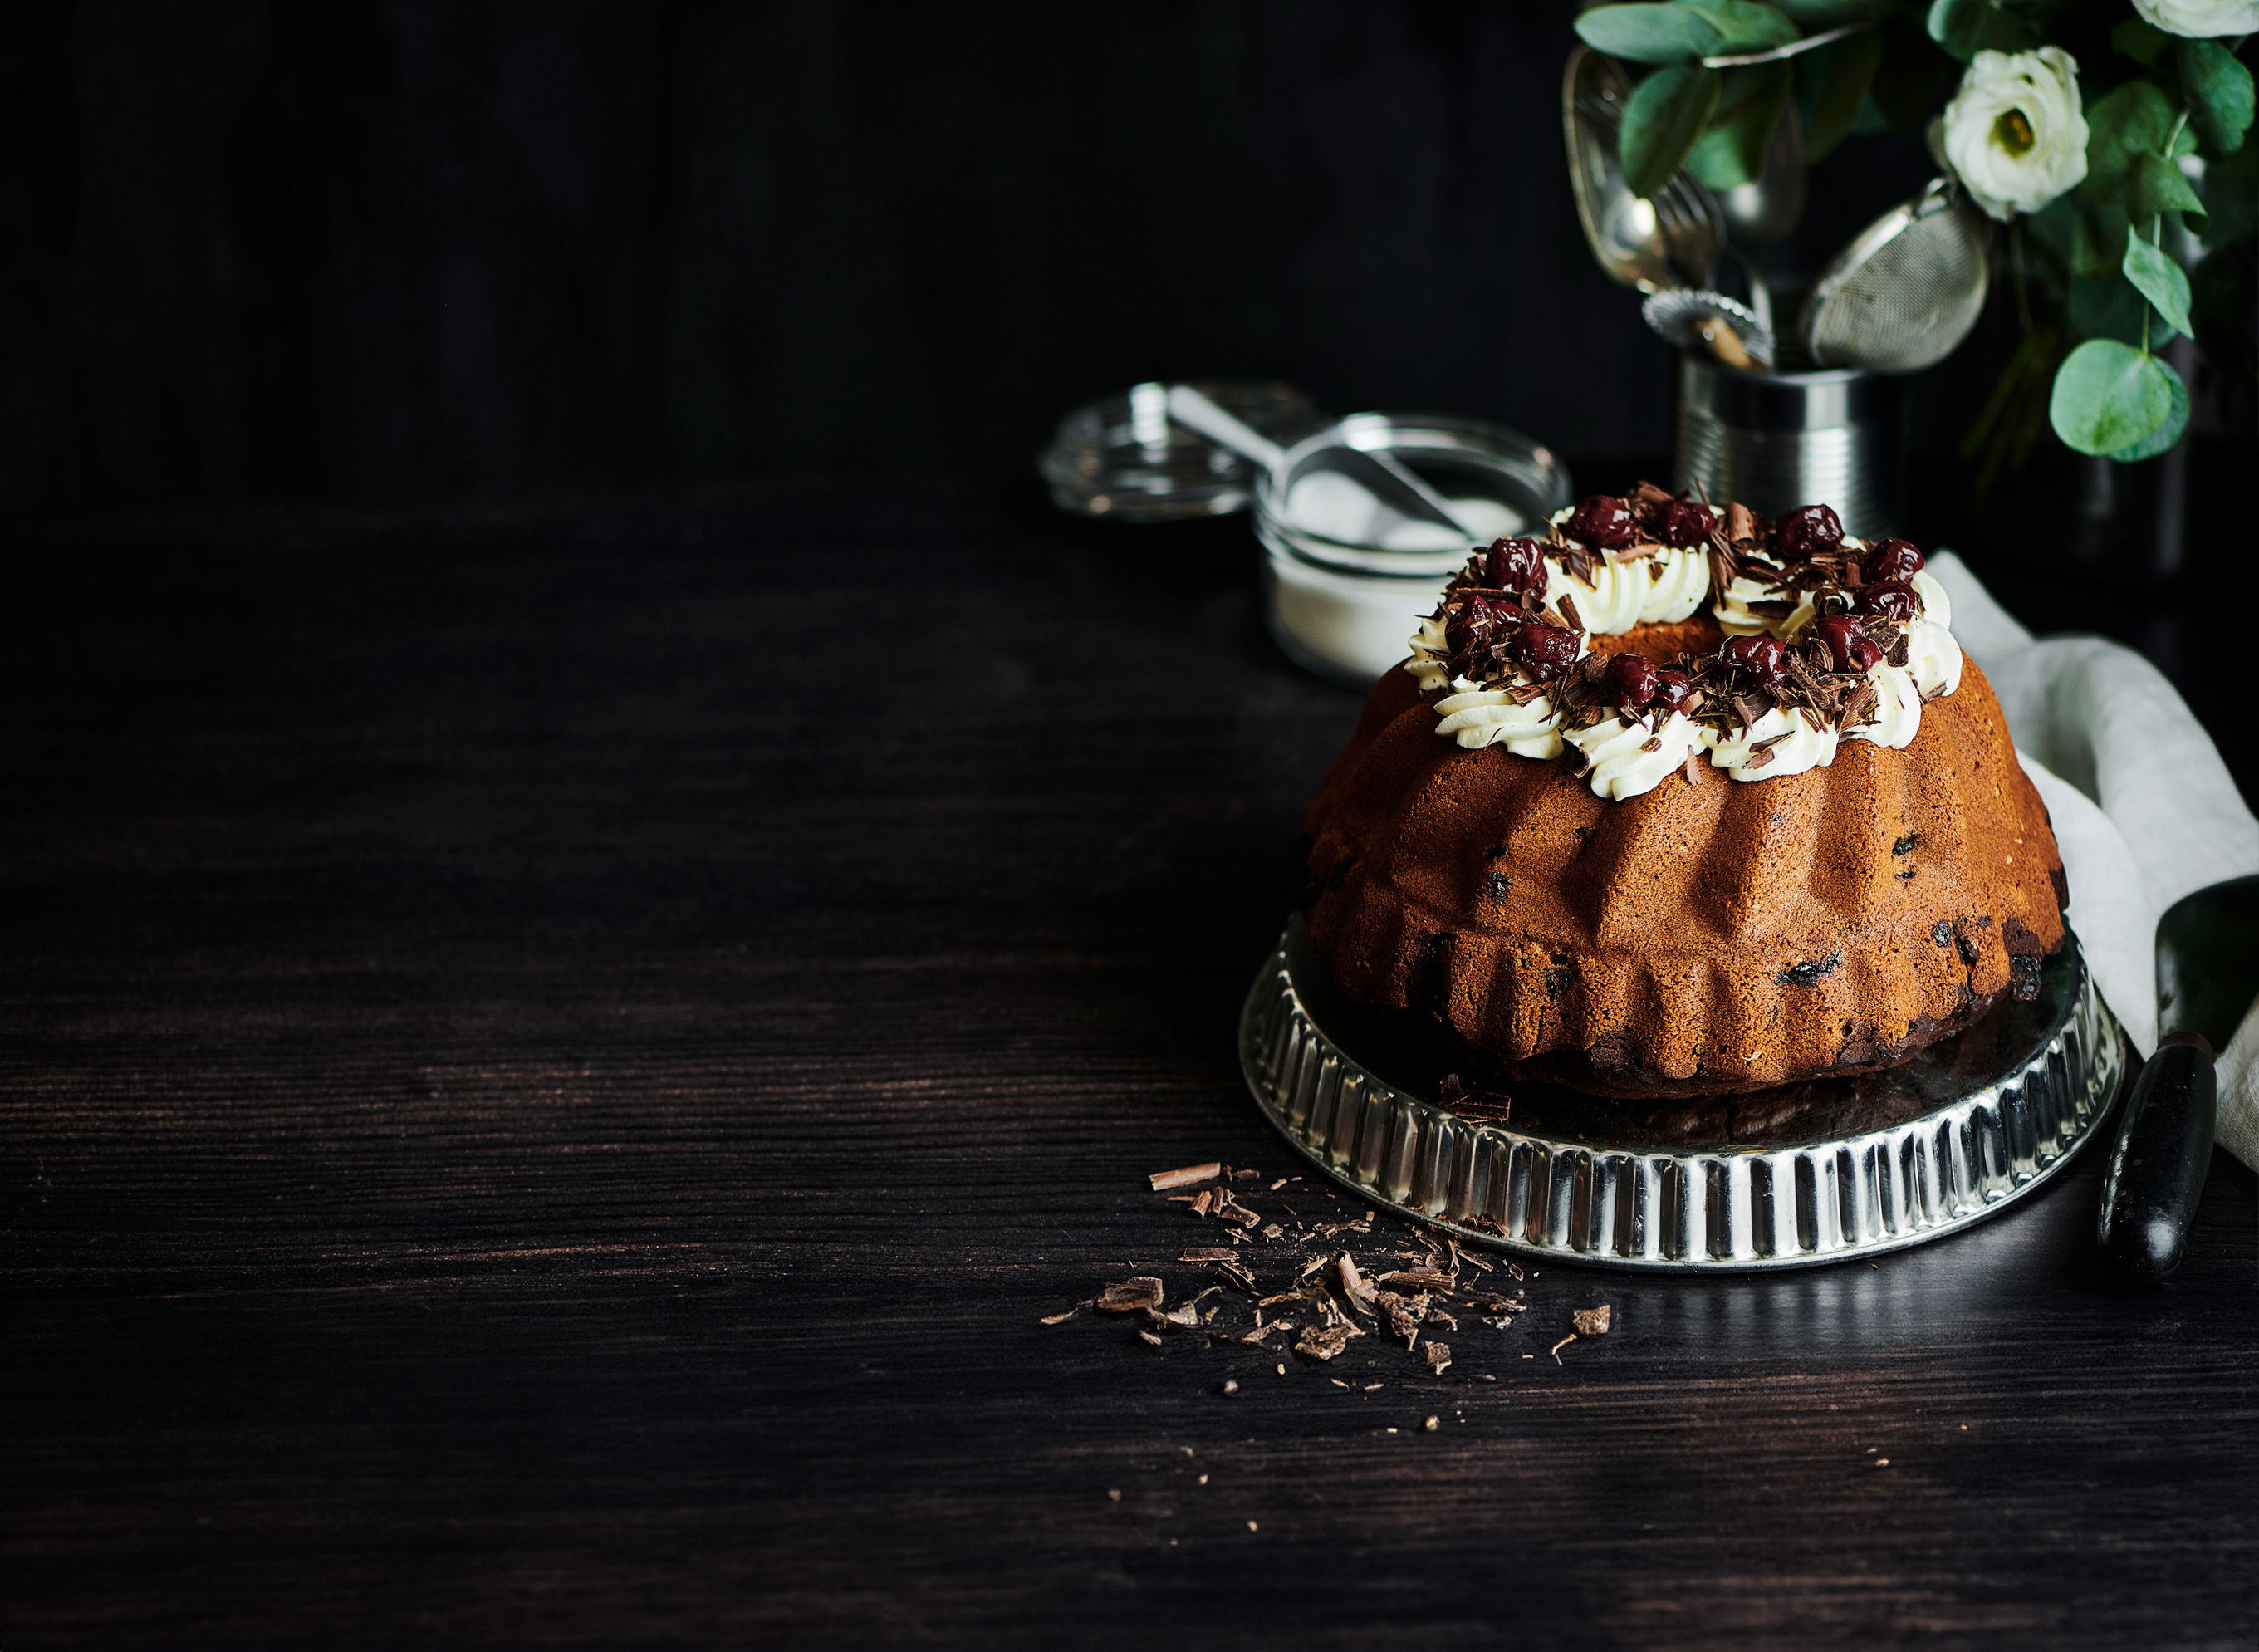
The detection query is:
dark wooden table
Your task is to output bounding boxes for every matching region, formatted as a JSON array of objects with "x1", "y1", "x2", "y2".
[{"x1": 3, "y1": 483, "x2": 2253, "y2": 1648}]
